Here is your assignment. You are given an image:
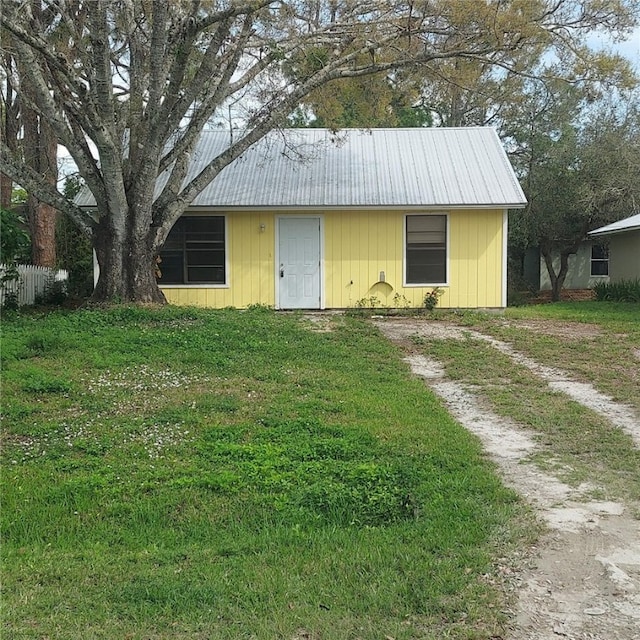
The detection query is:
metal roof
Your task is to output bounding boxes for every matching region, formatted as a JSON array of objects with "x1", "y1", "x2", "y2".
[
  {"x1": 589, "y1": 213, "x2": 640, "y2": 237},
  {"x1": 76, "y1": 127, "x2": 527, "y2": 209}
]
